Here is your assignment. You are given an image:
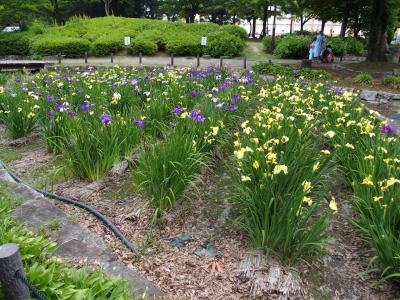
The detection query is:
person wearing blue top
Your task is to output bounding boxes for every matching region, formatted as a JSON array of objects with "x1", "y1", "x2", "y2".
[{"x1": 313, "y1": 31, "x2": 325, "y2": 59}]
